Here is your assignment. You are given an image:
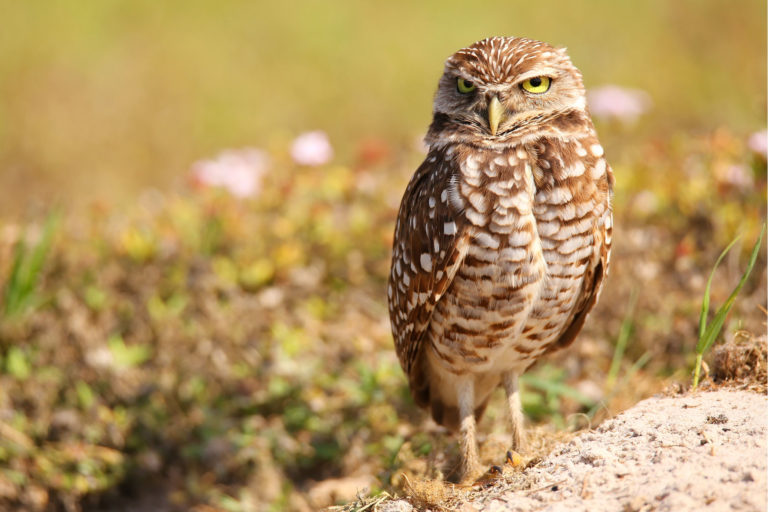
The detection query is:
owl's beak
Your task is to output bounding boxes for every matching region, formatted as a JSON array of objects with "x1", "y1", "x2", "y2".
[{"x1": 487, "y1": 96, "x2": 507, "y2": 136}]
